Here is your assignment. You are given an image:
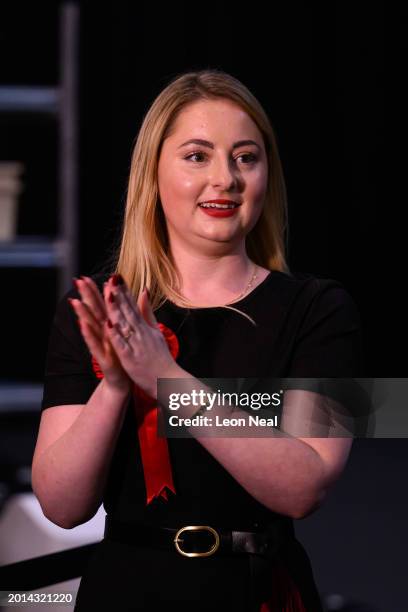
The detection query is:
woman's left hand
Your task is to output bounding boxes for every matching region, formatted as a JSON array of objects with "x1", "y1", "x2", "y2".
[{"x1": 104, "y1": 276, "x2": 178, "y2": 399}]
